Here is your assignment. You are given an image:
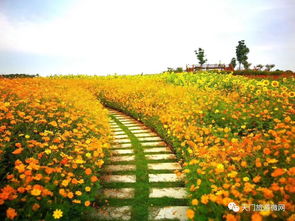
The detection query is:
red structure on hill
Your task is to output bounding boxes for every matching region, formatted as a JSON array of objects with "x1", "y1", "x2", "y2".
[{"x1": 186, "y1": 64, "x2": 234, "y2": 72}]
